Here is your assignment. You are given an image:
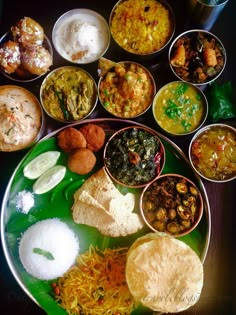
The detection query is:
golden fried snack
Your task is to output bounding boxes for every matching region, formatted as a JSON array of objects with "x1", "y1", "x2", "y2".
[
  {"x1": 203, "y1": 48, "x2": 217, "y2": 67},
  {"x1": 57, "y1": 127, "x2": 87, "y2": 153},
  {"x1": 79, "y1": 123, "x2": 105, "y2": 152},
  {"x1": 0, "y1": 40, "x2": 21, "y2": 73},
  {"x1": 21, "y1": 45, "x2": 52, "y2": 75},
  {"x1": 170, "y1": 44, "x2": 186, "y2": 67},
  {"x1": 11, "y1": 17, "x2": 44, "y2": 47},
  {"x1": 68, "y1": 148, "x2": 96, "y2": 175}
]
